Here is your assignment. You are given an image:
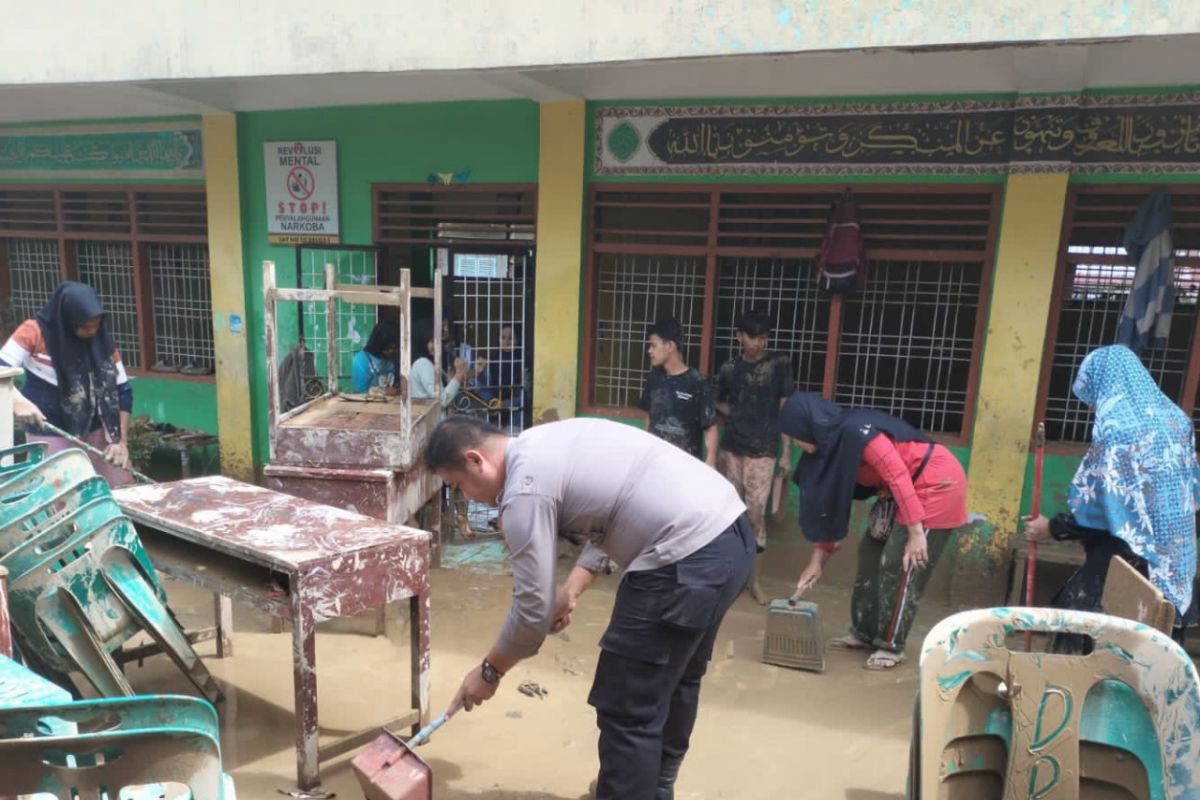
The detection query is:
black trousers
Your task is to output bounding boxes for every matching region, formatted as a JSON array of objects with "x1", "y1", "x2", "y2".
[{"x1": 587, "y1": 515, "x2": 755, "y2": 800}]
